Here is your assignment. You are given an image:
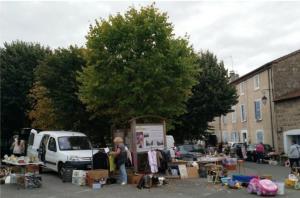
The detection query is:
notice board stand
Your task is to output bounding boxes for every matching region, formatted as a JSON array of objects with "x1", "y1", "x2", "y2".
[{"x1": 129, "y1": 115, "x2": 167, "y2": 172}]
